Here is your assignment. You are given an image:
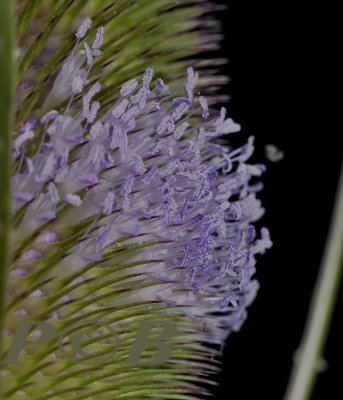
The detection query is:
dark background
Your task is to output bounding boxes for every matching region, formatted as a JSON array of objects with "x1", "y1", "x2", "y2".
[{"x1": 211, "y1": 1, "x2": 342, "y2": 399}]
